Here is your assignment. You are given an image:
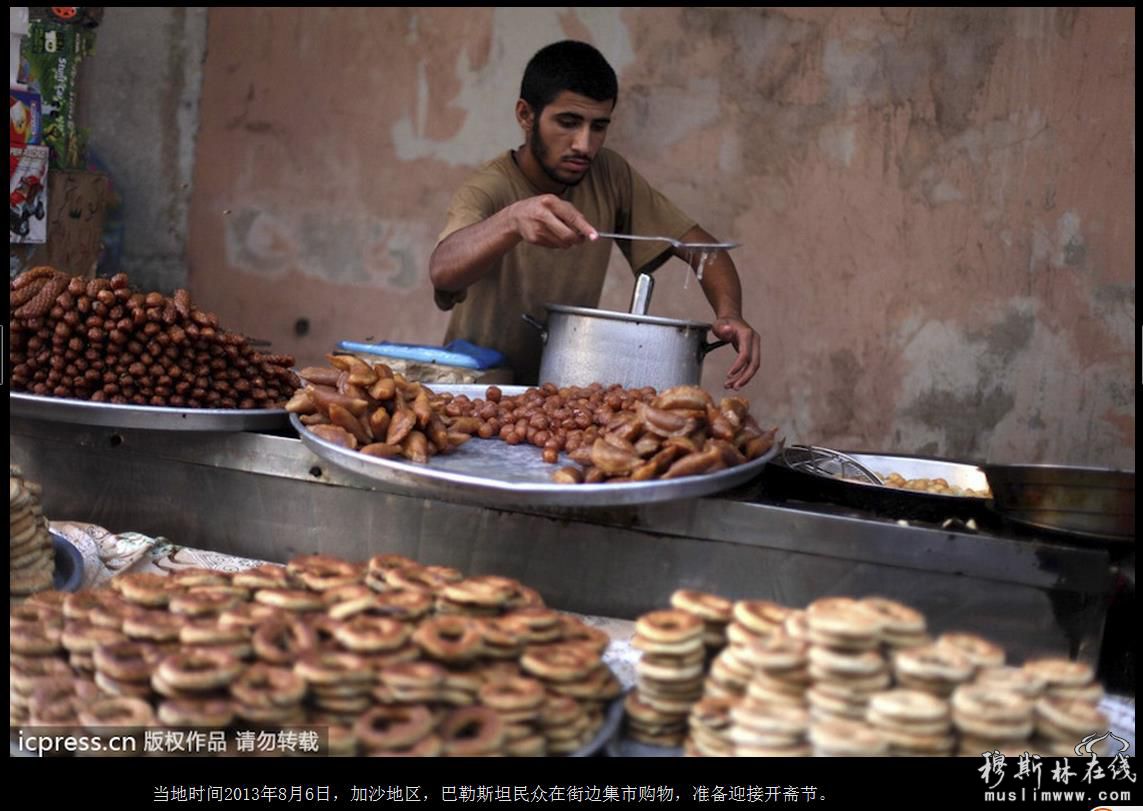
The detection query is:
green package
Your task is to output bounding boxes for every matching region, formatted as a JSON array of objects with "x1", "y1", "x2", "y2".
[{"x1": 20, "y1": 20, "x2": 97, "y2": 170}]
